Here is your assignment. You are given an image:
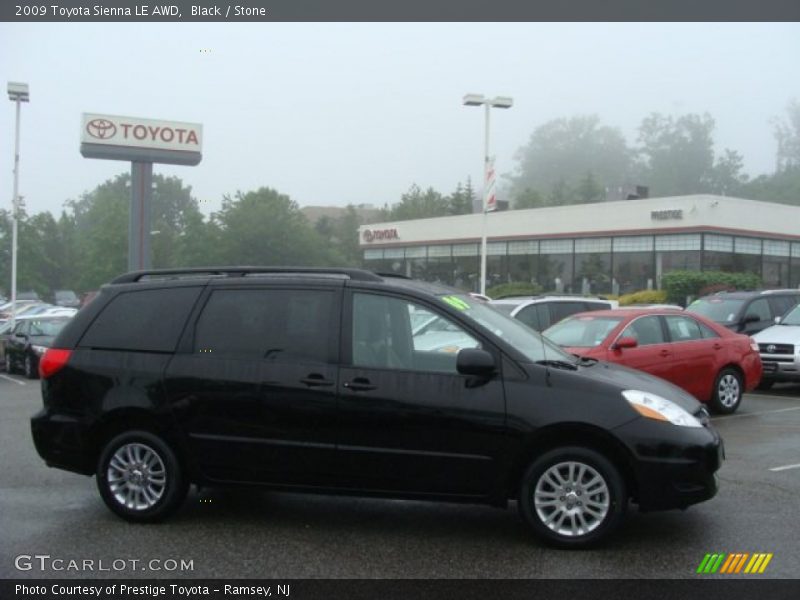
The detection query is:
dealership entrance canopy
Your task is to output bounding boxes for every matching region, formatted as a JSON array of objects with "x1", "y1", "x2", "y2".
[
  {"x1": 359, "y1": 195, "x2": 800, "y2": 295},
  {"x1": 80, "y1": 113, "x2": 203, "y2": 271}
]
